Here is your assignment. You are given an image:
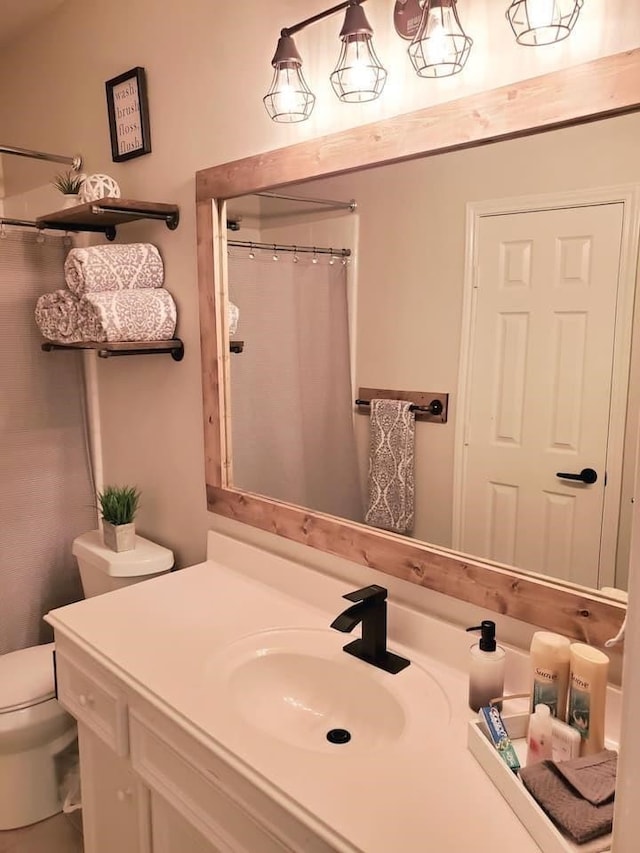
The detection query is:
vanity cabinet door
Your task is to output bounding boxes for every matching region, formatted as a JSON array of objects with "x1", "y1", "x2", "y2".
[
  {"x1": 78, "y1": 723, "x2": 150, "y2": 853},
  {"x1": 150, "y1": 793, "x2": 224, "y2": 853}
]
